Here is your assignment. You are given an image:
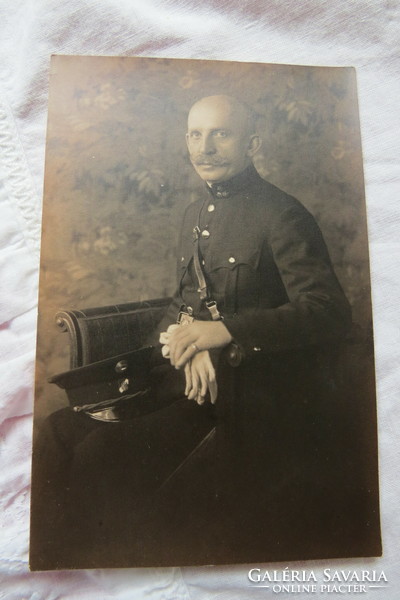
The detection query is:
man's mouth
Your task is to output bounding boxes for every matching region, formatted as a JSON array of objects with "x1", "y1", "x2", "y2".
[{"x1": 193, "y1": 158, "x2": 228, "y2": 167}]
